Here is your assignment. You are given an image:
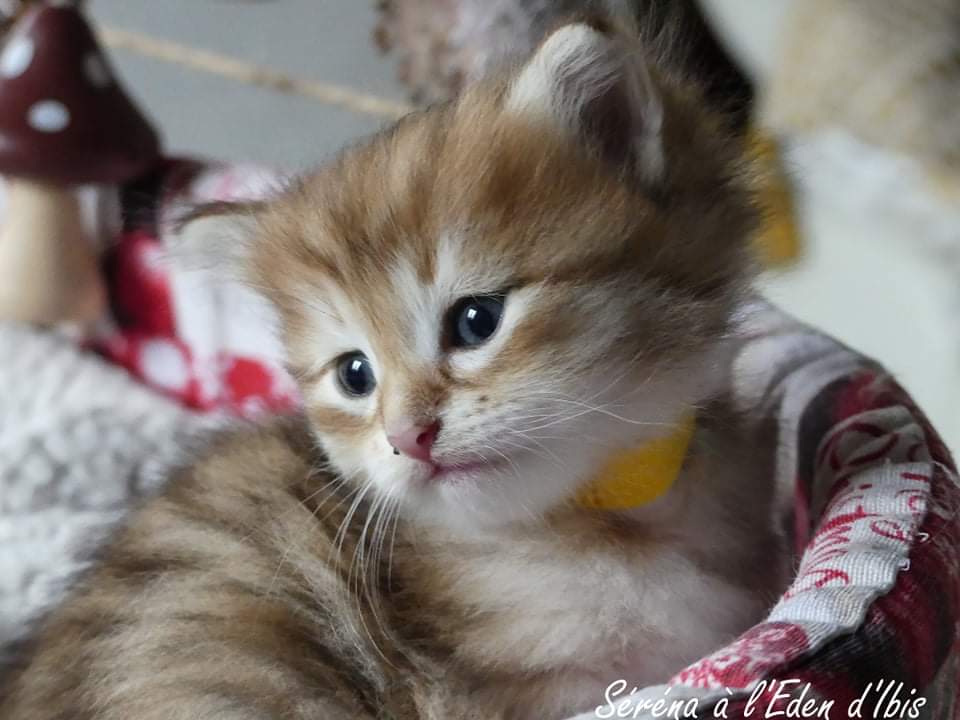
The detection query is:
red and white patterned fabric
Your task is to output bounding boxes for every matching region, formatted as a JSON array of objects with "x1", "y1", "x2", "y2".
[
  {"x1": 93, "y1": 159, "x2": 299, "y2": 418},
  {"x1": 94, "y1": 161, "x2": 959, "y2": 718}
]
